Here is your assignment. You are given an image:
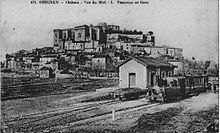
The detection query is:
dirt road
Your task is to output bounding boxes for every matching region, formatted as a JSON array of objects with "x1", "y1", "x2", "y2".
[
  {"x1": 64, "y1": 92, "x2": 218, "y2": 133},
  {"x1": 1, "y1": 92, "x2": 218, "y2": 133}
]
